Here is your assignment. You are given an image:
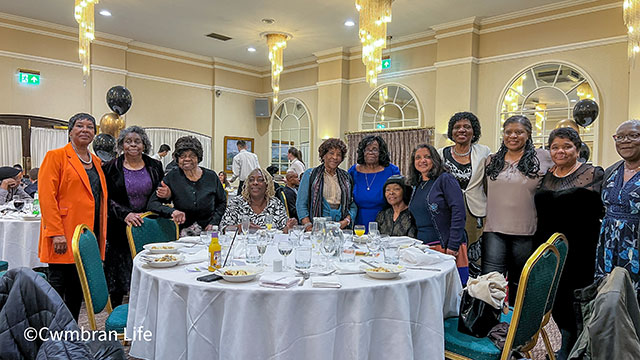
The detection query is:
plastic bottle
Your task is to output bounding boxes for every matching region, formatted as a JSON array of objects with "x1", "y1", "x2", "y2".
[
  {"x1": 208, "y1": 226, "x2": 222, "y2": 271},
  {"x1": 32, "y1": 193, "x2": 40, "y2": 215}
]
